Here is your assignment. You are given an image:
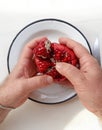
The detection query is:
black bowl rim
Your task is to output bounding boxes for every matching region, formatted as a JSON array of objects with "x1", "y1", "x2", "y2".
[{"x1": 7, "y1": 18, "x2": 92, "y2": 105}]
